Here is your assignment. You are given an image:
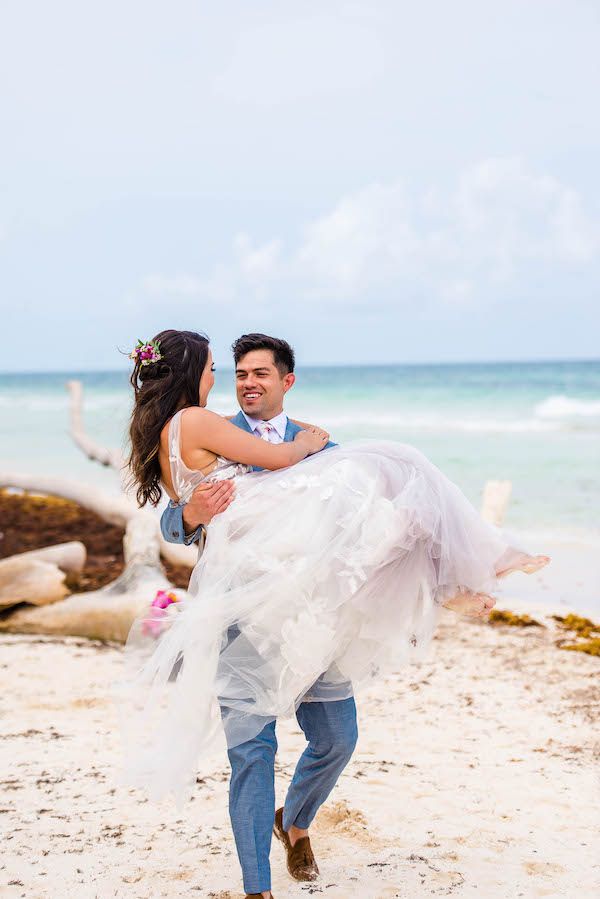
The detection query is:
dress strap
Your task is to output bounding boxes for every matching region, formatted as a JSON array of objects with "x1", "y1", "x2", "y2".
[
  {"x1": 167, "y1": 409, "x2": 185, "y2": 503},
  {"x1": 167, "y1": 408, "x2": 209, "y2": 504}
]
